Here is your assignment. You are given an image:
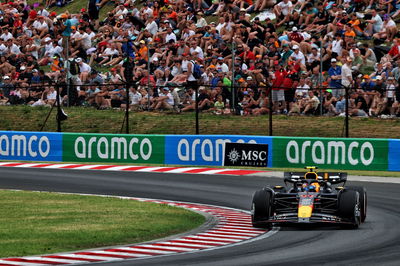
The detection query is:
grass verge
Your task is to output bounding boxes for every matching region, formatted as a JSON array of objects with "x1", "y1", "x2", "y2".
[
  {"x1": 1, "y1": 105, "x2": 400, "y2": 138},
  {"x1": 0, "y1": 190, "x2": 205, "y2": 258}
]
